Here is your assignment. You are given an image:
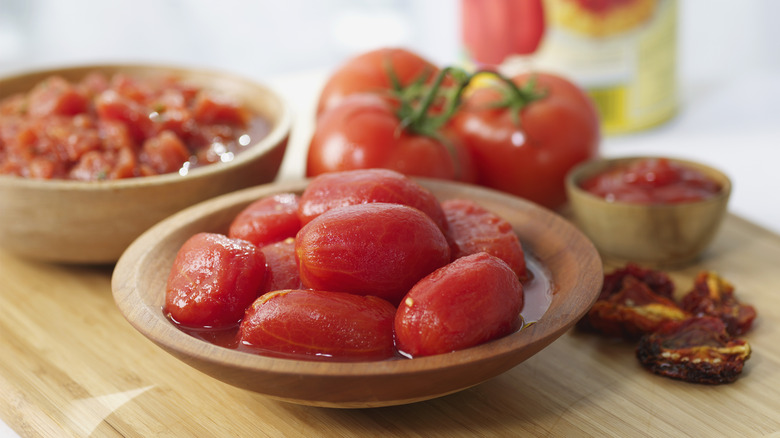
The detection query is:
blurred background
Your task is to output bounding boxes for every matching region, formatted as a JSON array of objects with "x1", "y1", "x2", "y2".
[
  {"x1": 2, "y1": 0, "x2": 779, "y2": 86},
  {"x1": 1, "y1": 0, "x2": 779, "y2": 232}
]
